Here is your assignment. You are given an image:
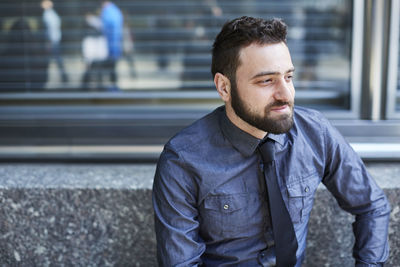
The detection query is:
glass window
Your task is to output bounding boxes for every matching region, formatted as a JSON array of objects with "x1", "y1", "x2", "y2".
[
  {"x1": 0, "y1": 1, "x2": 354, "y2": 109},
  {"x1": 284, "y1": 0, "x2": 354, "y2": 111},
  {"x1": 386, "y1": 0, "x2": 400, "y2": 118},
  {"x1": 0, "y1": 0, "x2": 360, "y2": 155},
  {"x1": 395, "y1": 9, "x2": 400, "y2": 114},
  {"x1": 397, "y1": 52, "x2": 400, "y2": 112}
]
